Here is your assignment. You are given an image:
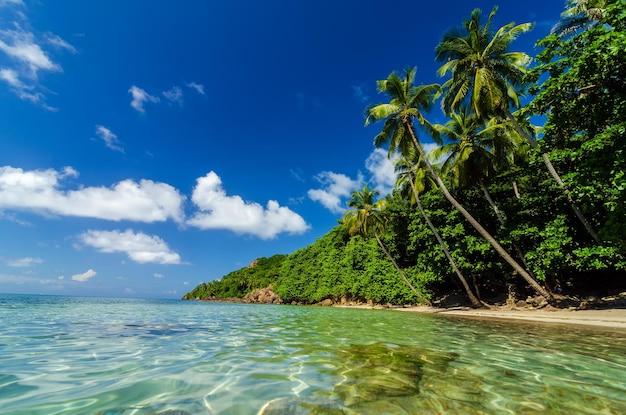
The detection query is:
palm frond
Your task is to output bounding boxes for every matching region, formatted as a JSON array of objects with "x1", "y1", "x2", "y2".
[
  {"x1": 449, "y1": 78, "x2": 471, "y2": 112},
  {"x1": 365, "y1": 103, "x2": 401, "y2": 125},
  {"x1": 373, "y1": 119, "x2": 398, "y2": 148},
  {"x1": 366, "y1": 67, "x2": 438, "y2": 181},
  {"x1": 436, "y1": 59, "x2": 458, "y2": 77}
]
